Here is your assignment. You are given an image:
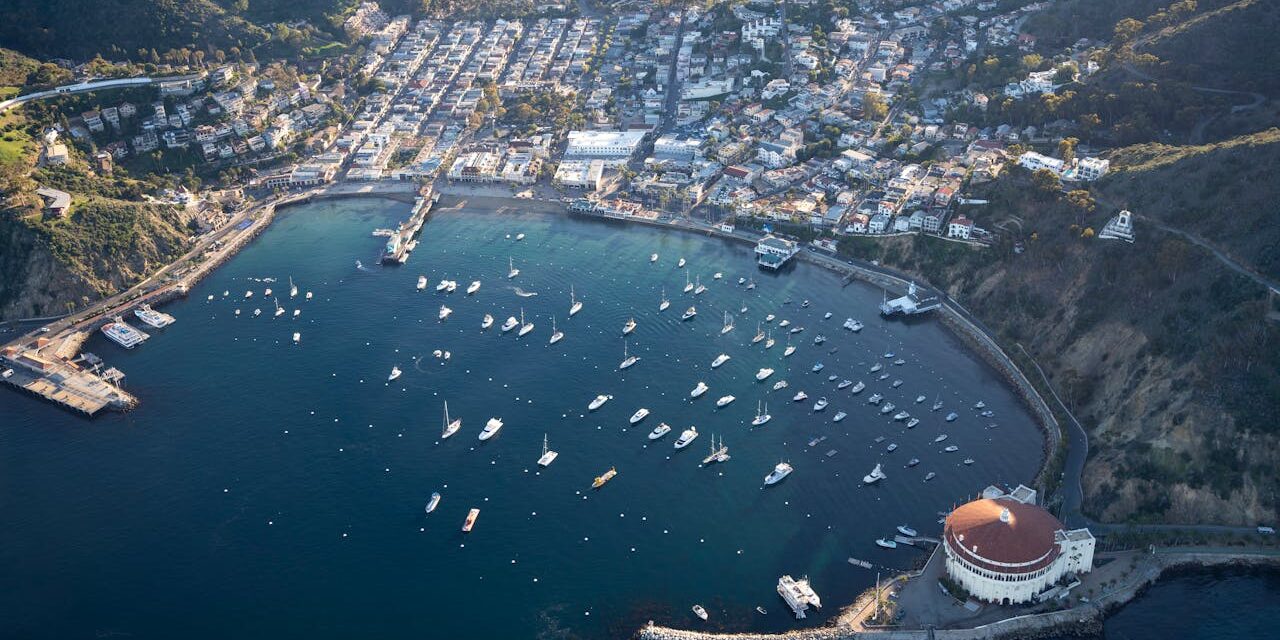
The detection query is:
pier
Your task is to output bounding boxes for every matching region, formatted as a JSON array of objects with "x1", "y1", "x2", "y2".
[
  {"x1": 1, "y1": 344, "x2": 136, "y2": 415},
  {"x1": 755, "y1": 234, "x2": 800, "y2": 270},
  {"x1": 380, "y1": 186, "x2": 437, "y2": 264}
]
